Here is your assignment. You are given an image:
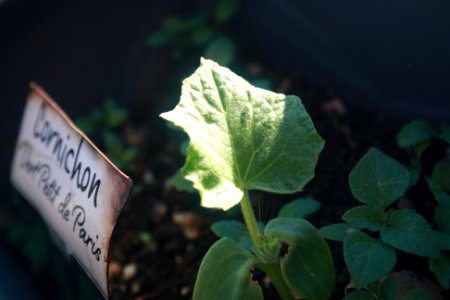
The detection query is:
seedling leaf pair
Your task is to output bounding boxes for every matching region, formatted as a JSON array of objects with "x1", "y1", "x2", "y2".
[{"x1": 197, "y1": 219, "x2": 334, "y2": 300}]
